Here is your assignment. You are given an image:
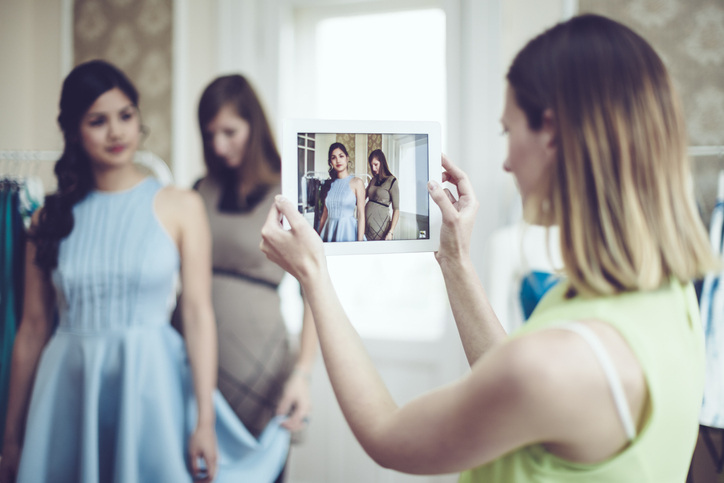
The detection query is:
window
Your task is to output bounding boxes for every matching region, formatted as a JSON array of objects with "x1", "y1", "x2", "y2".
[{"x1": 297, "y1": 132, "x2": 316, "y2": 212}]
